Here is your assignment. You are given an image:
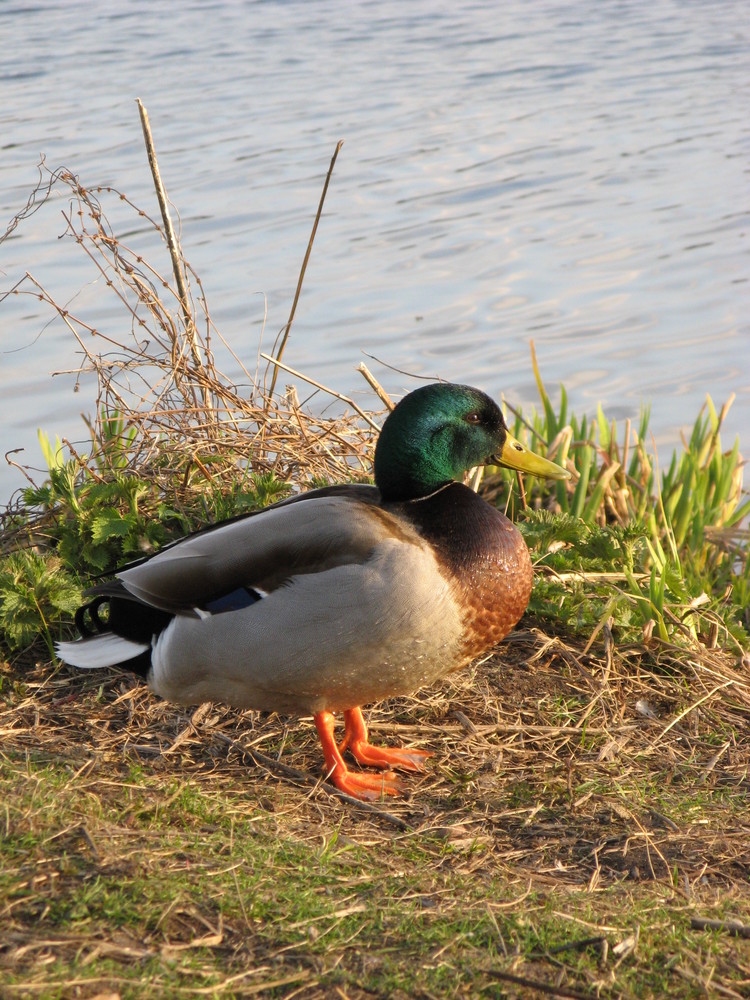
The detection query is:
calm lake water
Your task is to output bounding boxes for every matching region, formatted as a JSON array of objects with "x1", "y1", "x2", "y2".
[{"x1": 1, "y1": 0, "x2": 748, "y2": 500}]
